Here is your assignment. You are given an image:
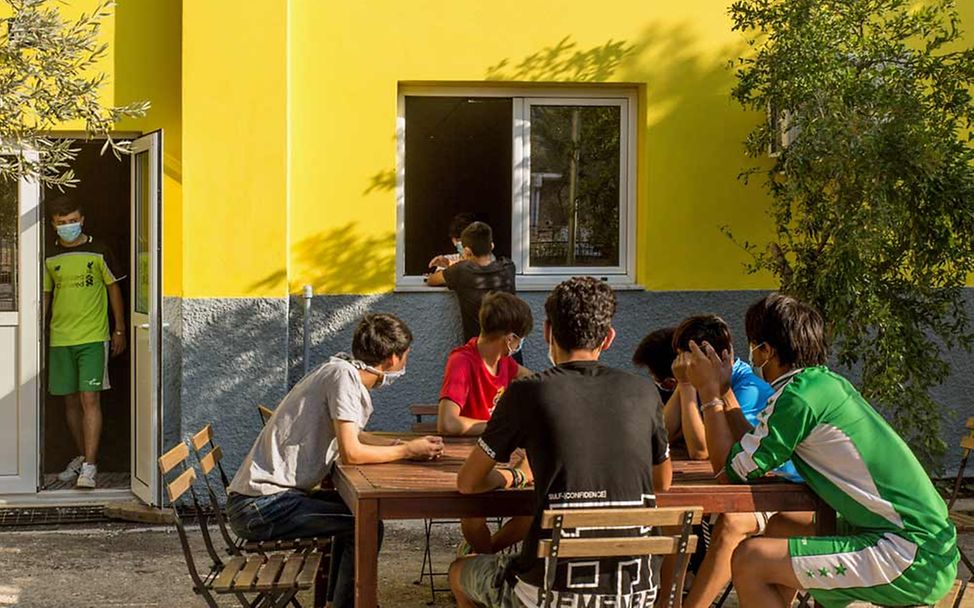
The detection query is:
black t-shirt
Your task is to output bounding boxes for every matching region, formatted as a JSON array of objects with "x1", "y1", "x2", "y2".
[
  {"x1": 442, "y1": 258, "x2": 516, "y2": 341},
  {"x1": 478, "y1": 361, "x2": 670, "y2": 606}
]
